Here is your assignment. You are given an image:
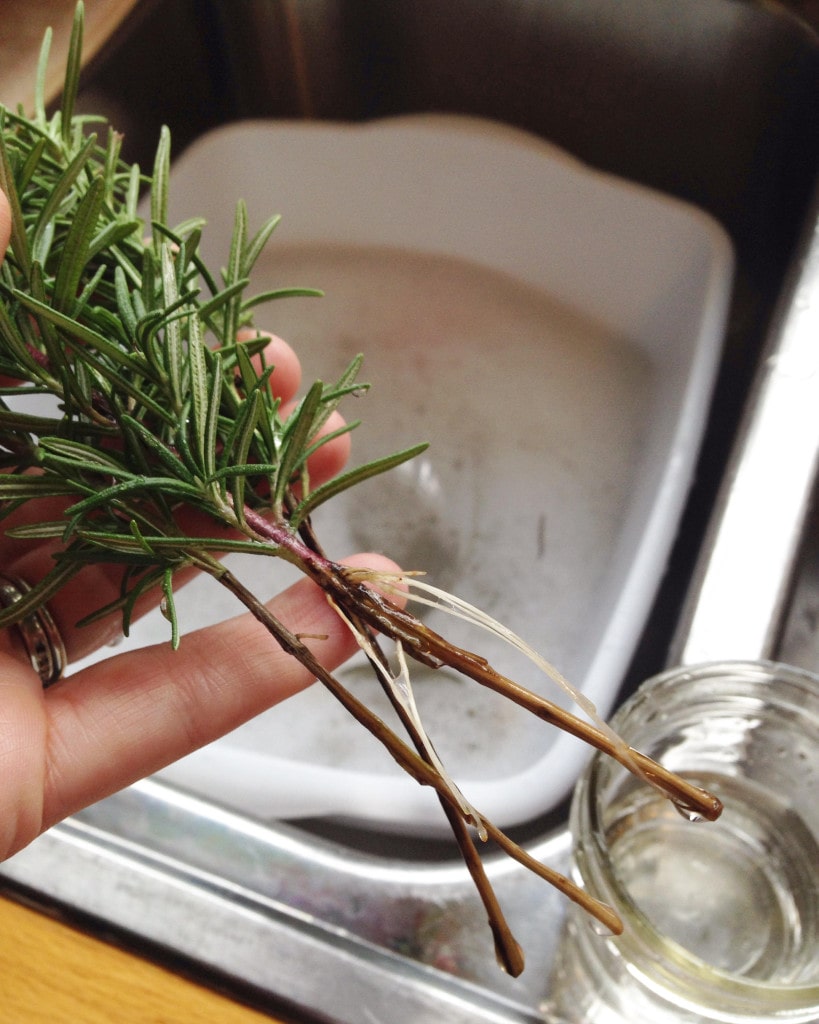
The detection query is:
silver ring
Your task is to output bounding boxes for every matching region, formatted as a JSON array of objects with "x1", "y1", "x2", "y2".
[{"x1": 0, "y1": 573, "x2": 66, "y2": 687}]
